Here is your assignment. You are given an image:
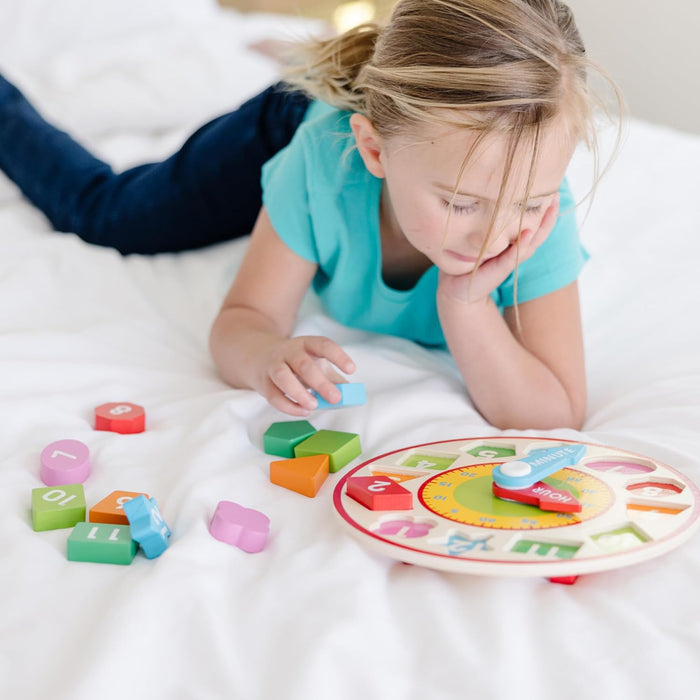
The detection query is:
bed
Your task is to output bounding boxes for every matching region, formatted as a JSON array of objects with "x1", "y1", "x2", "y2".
[{"x1": 2, "y1": 1, "x2": 700, "y2": 698}]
